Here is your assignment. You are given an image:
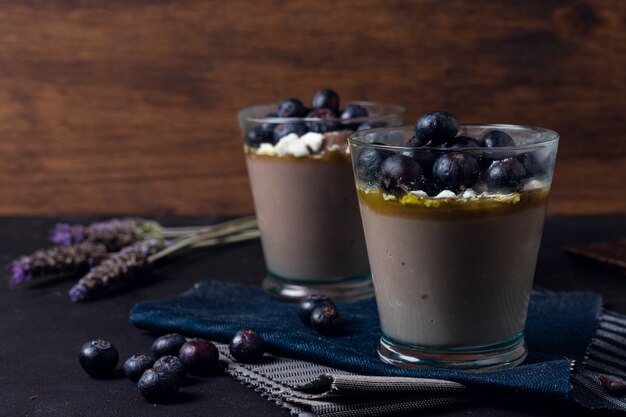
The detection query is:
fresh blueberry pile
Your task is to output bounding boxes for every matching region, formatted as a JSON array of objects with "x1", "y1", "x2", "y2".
[
  {"x1": 356, "y1": 111, "x2": 544, "y2": 196},
  {"x1": 245, "y1": 88, "x2": 386, "y2": 148},
  {"x1": 79, "y1": 330, "x2": 266, "y2": 404},
  {"x1": 298, "y1": 294, "x2": 341, "y2": 335}
]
